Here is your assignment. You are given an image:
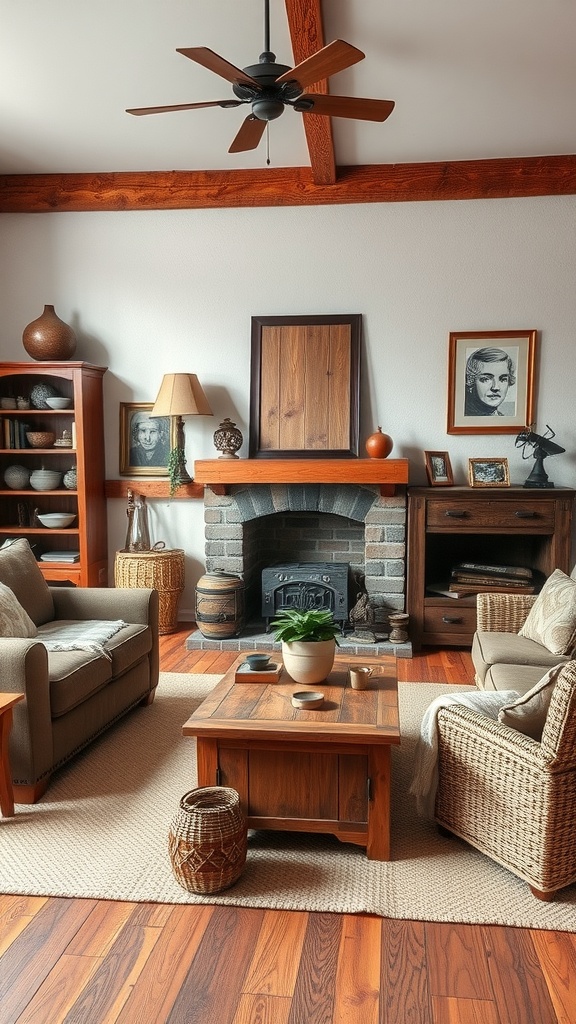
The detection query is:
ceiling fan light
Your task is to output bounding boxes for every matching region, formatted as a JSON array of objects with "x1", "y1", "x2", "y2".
[{"x1": 252, "y1": 97, "x2": 284, "y2": 121}]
